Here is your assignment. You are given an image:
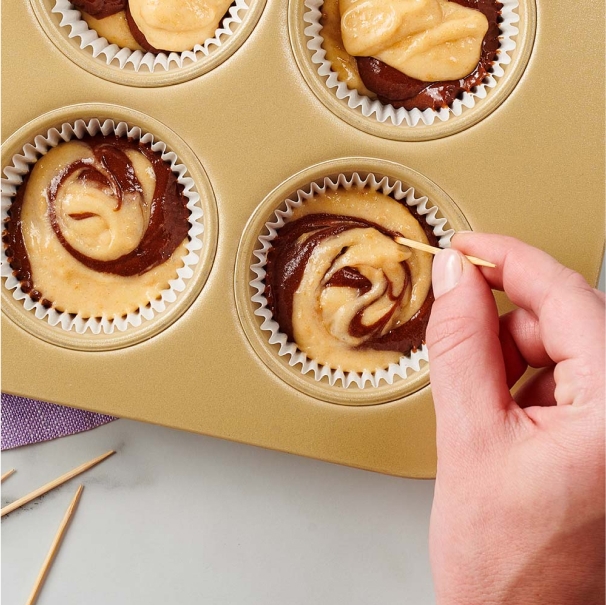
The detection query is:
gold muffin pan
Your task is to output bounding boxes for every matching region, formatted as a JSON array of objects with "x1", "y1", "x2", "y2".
[{"x1": 2, "y1": 0, "x2": 604, "y2": 477}]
